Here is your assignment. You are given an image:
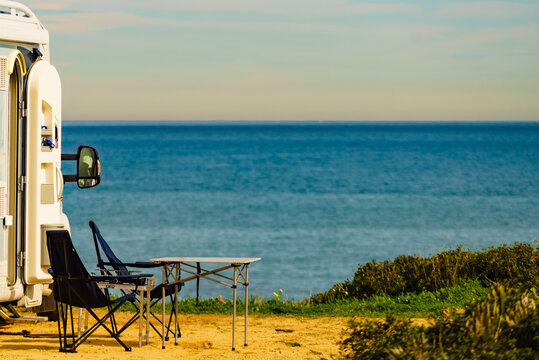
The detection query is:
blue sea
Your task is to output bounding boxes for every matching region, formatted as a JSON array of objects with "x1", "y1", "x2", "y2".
[{"x1": 61, "y1": 122, "x2": 539, "y2": 299}]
